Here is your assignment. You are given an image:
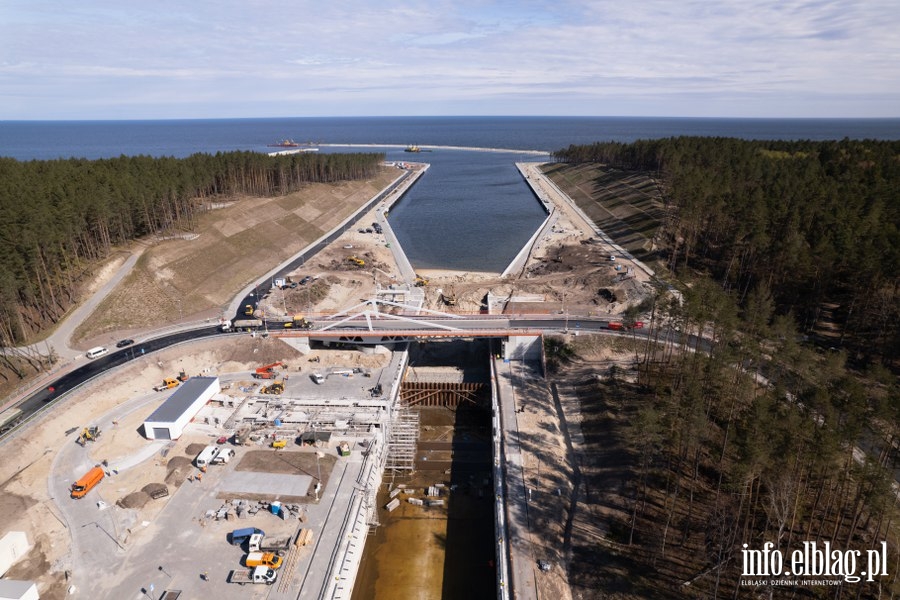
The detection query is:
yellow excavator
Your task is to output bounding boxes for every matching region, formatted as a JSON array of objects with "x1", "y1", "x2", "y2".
[
  {"x1": 260, "y1": 381, "x2": 285, "y2": 395},
  {"x1": 77, "y1": 426, "x2": 101, "y2": 446},
  {"x1": 292, "y1": 315, "x2": 313, "y2": 329},
  {"x1": 414, "y1": 274, "x2": 429, "y2": 287},
  {"x1": 348, "y1": 256, "x2": 365, "y2": 267}
]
